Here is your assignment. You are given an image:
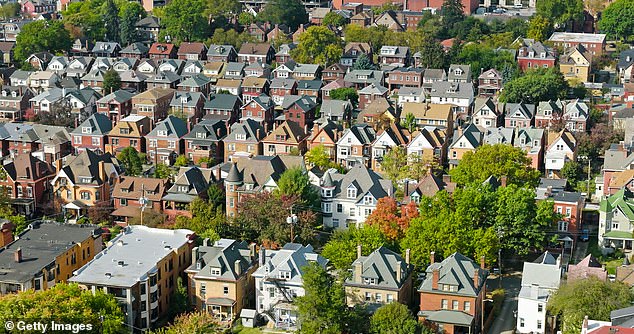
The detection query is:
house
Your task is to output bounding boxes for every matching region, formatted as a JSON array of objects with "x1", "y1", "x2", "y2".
[
  {"x1": 120, "y1": 42, "x2": 150, "y2": 59},
  {"x1": 215, "y1": 79, "x2": 243, "y2": 96},
  {"x1": 21, "y1": 0, "x2": 55, "y2": 16},
  {"x1": 370, "y1": 123, "x2": 410, "y2": 172},
  {"x1": 345, "y1": 246, "x2": 413, "y2": 310},
  {"x1": 91, "y1": 42, "x2": 120, "y2": 58},
  {"x1": 517, "y1": 41, "x2": 557, "y2": 71},
  {"x1": 261, "y1": 120, "x2": 308, "y2": 156},
  {"x1": 241, "y1": 94, "x2": 275, "y2": 126},
  {"x1": 223, "y1": 62, "x2": 245, "y2": 80},
  {"x1": 106, "y1": 115, "x2": 151, "y2": 155},
  {"x1": 70, "y1": 38, "x2": 94, "y2": 57},
  {"x1": 320, "y1": 164, "x2": 393, "y2": 229},
  {"x1": 244, "y1": 61, "x2": 271, "y2": 78},
  {"x1": 162, "y1": 166, "x2": 216, "y2": 216},
  {"x1": 448, "y1": 124, "x2": 483, "y2": 168},
  {"x1": 504, "y1": 102, "x2": 536, "y2": 128},
  {"x1": 321, "y1": 79, "x2": 351, "y2": 101},
  {"x1": 147, "y1": 71, "x2": 181, "y2": 90},
  {"x1": 149, "y1": 43, "x2": 177, "y2": 60},
  {"x1": 111, "y1": 176, "x2": 168, "y2": 225},
  {"x1": 135, "y1": 16, "x2": 161, "y2": 43},
  {"x1": 45, "y1": 56, "x2": 68, "y2": 74},
  {"x1": 50, "y1": 150, "x2": 120, "y2": 218},
  {"x1": 293, "y1": 64, "x2": 321, "y2": 81},
  {"x1": 96, "y1": 89, "x2": 134, "y2": 123},
  {"x1": 400, "y1": 102, "x2": 453, "y2": 130},
  {"x1": 0, "y1": 154, "x2": 55, "y2": 216},
  {"x1": 548, "y1": 32, "x2": 606, "y2": 56},
  {"x1": 350, "y1": 11, "x2": 372, "y2": 27},
  {"x1": 357, "y1": 98, "x2": 397, "y2": 130},
  {"x1": 158, "y1": 59, "x2": 184, "y2": 74},
  {"x1": 420, "y1": 69, "x2": 447, "y2": 91},
  {"x1": 0, "y1": 222, "x2": 102, "y2": 295},
  {"x1": 322, "y1": 63, "x2": 347, "y2": 82},
  {"x1": 478, "y1": 69, "x2": 503, "y2": 96},
  {"x1": 241, "y1": 77, "x2": 269, "y2": 103},
  {"x1": 549, "y1": 191, "x2": 586, "y2": 246},
  {"x1": 307, "y1": 121, "x2": 341, "y2": 161},
  {"x1": 246, "y1": 23, "x2": 270, "y2": 42},
  {"x1": 516, "y1": 251, "x2": 562, "y2": 334},
  {"x1": 253, "y1": 243, "x2": 328, "y2": 330},
  {"x1": 69, "y1": 226, "x2": 194, "y2": 331},
  {"x1": 337, "y1": 123, "x2": 376, "y2": 168},
  {"x1": 146, "y1": 115, "x2": 189, "y2": 165},
  {"x1": 169, "y1": 91, "x2": 205, "y2": 126},
  {"x1": 81, "y1": 68, "x2": 106, "y2": 92},
  {"x1": 387, "y1": 67, "x2": 423, "y2": 90},
  {"x1": 598, "y1": 188, "x2": 634, "y2": 253},
  {"x1": 28, "y1": 71, "x2": 59, "y2": 94},
  {"x1": 428, "y1": 82, "x2": 474, "y2": 121},
  {"x1": 406, "y1": 126, "x2": 447, "y2": 166},
  {"x1": 344, "y1": 69, "x2": 384, "y2": 89},
  {"x1": 65, "y1": 57, "x2": 94, "y2": 78},
  {"x1": 418, "y1": 253, "x2": 488, "y2": 334},
  {"x1": 238, "y1": 43, "x2": 275, "y2": 64},
  {"x1": 224, "y1": 119, "x2": 266, "y2": 162},
  {"x1": 0, "y1": 86, "x2": 34, "y2": 121},
  {"x1": 617, "y1": 49, "x2": 634, "y2": 84},
  {"x1": 483, "y1": 127, "x2": 514, "y2": 146},
  {"x1": 447, "y1": 64, "x2": 472, "y2": 83},
  {"x1": 281, "y1": 95, "x2": 317, "y2": 129},
  {"x1": 207, "y1": 44, "x2": 237, "y2": 62},
  {"x1": 202, "y1": 62, "x2": 225, "y2": 83},
  {"x1": 10, "y1": 70, "x2": 32, "y2": 87},
  {"x1": 32, "y1": 124, "x2": 73, "y2": 164},
  {"x1": 296, "y1": 80, "x2": 322, "y2": 103},
  {"x1": 71, "y1": 113, "x2": 112, "y2": 154},
  {"x1": 183, "y1": 119, "x2": 227, "y2": 164},
  {"x1": 402, "y1": 174, "x2": 456, "y2": 204},
  {"x1": 275, "y1": 44, "x2": 296, "y2": 64},
  {"x1": 515, "y1": 127, "x2": 545, "y2": 170},
  {"x1": 177, "y1": 42, "x2": 208, "y2": 61},
  {"x1": 567, "y1": 254, "x2": 606, "y2": 282},
  {"x1": 472, "y1": 97, "x2": 501, "y2": 128},
  {"x1": 25, "y1": 52, "x2": 53, "y2": 70},
  {"x1": 559, "y1": 45, "x2": 592, "y2": 83},
  {"x1": 203, "y1": 94, "x2": 241, "y2": 124},
  {"x1": 378, "y1": 46, "x2": 410, "y2": 67},
  {"x1": 187, "y1": 238, "x2": 257, "y2": 324},
  {"x1": 181, "y1": 60, "x2": 204, "y2": 77},
  {"x1": 545, "y1": 129, "x2": 576, "y2": 178},
  {"x1": 270, "y1": 78, "x2": 298, "y2": 106},
  {"x1": 358, "y1": 84, "x2": 389, "y2": 110},
  {"x1": 319, "y1": 99, "x2": 352, "y2": 123},
  {"x1": 341, "y1": 42, "x2": 372, "y2": 67},
  {"x1": 132, "y1": 87, "x2": 175, "y2": 125}
]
